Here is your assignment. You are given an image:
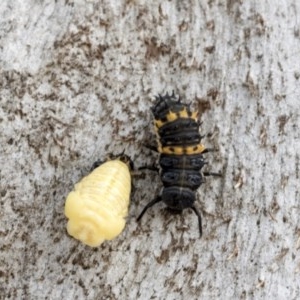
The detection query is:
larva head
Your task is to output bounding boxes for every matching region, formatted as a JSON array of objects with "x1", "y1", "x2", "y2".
[
  {"x1": 161, "y1": 187, "x2": 196, "y2": 211},
  {"x1": 151, "y1": 92, "x2": 194, "y2": 120},
  {"x1": 152, "y1": 92, "x2": 177, "y2": 118}
]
